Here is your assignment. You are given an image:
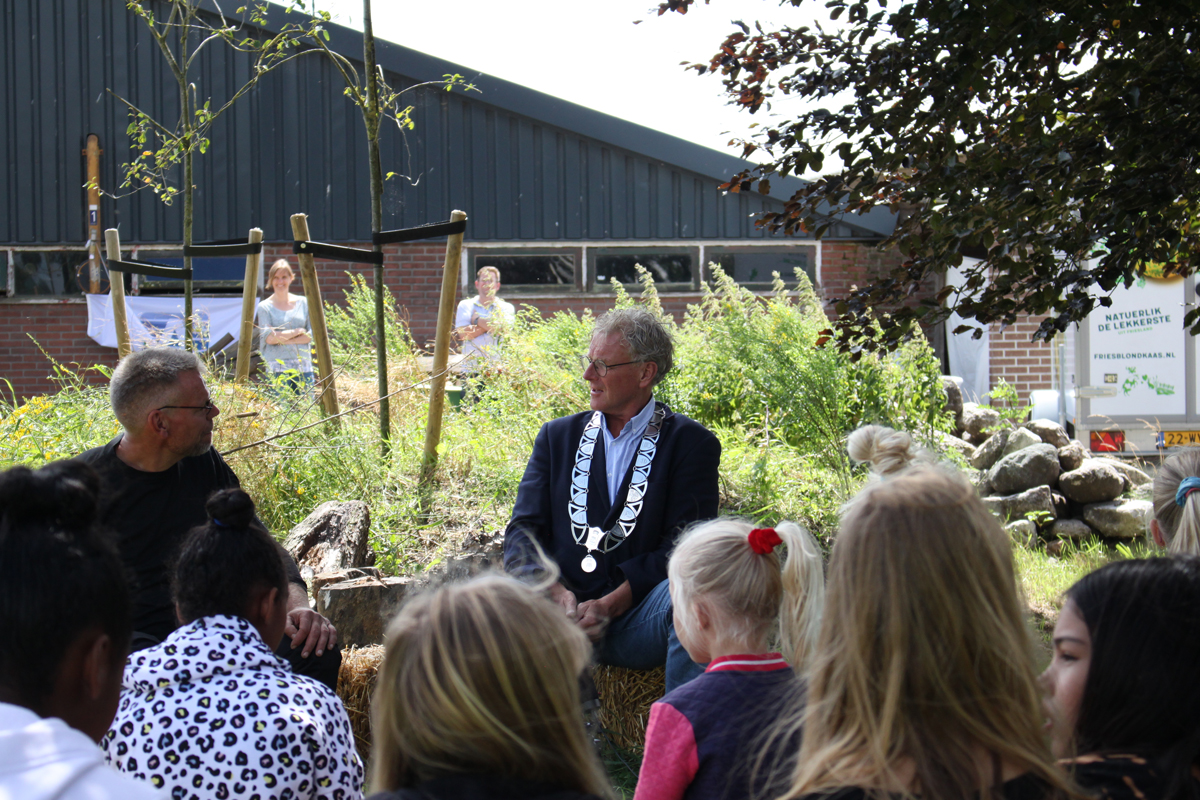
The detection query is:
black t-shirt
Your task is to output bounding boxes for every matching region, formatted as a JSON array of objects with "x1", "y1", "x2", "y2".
[{"x1": 77, "y1": 436, "x2": 303, "y2": 643}]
